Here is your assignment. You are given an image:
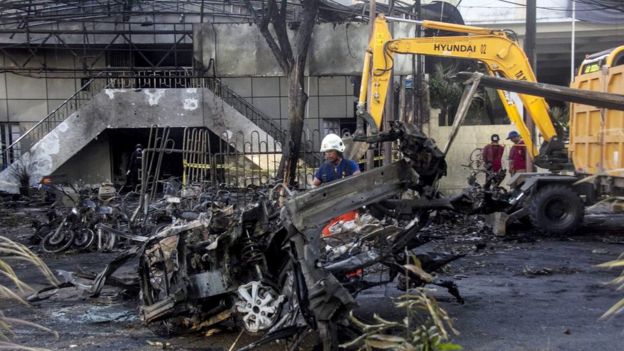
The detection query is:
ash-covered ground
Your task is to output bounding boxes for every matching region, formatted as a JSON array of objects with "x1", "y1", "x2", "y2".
[{"x1": 2, "y1": 199, "x2": 624, "y2": 351}]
